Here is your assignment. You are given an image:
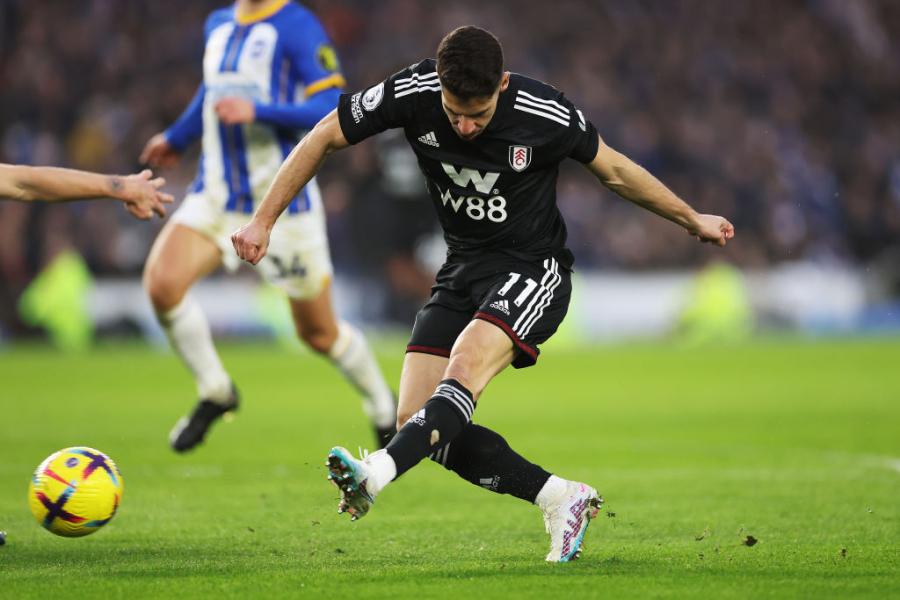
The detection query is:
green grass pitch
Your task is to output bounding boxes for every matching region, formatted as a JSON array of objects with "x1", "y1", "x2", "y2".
[{"x1": 1, "y1": 338, "x2": 898, "y2": 598}]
